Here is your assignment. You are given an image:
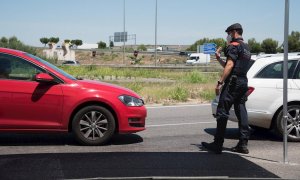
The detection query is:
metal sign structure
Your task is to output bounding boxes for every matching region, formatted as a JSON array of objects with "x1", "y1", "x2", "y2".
[
  {"x1": 113, "y1": 32, "x2": 128, "y2": 42},
  {"x1": 197, "y1": 45, "x2": 204, "y2": 53},
  {"x1": 203, "y1": 43, "x2": 216, "y2": 54},
  {"x1": 109, "y1": 34, "x2": 136, "y2": 44}
]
